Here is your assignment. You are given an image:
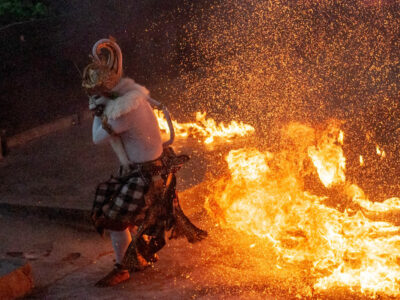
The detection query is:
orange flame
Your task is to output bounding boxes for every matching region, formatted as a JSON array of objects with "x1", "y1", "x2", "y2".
[
  {"x1": 308, "y1": 127, "x2": 346, "y2": 187},
  {"x1": 205, "y1": 121, "x2": 400, "y2": 297},
  {"x1": 155, "y1": 110, "x2": 255, "y2": 144}
]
